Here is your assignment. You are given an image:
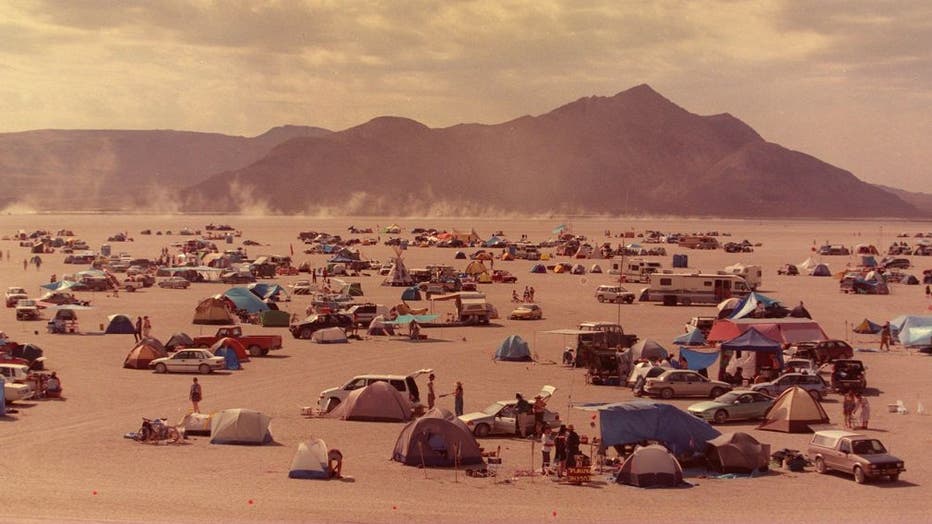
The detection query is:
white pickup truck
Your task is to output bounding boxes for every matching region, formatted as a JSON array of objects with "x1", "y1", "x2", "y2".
[{"x1": 0, "y1": 364, "x2": 36, "y2": 402}]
